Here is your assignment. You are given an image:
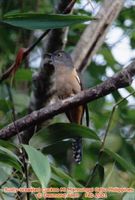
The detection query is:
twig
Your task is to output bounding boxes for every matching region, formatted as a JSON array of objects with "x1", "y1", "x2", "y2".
[
  {"x1": 0, "y1": 170, "x2": 17, "y2": 188},
  {"x1": 88, "y1": 0, "x2": 95, "y2": 11},
  {"x1": 63, "y1": 0, "x2": 76, "y2": 14},
  {"x1": 84, "y1": 90, "x2": 135, "y2": 188},
  {"x1": 78, "y1": 90, "x2": 135, "y2": 199},
  {"x1": 25, "y1": 30, "x2": 50, "y2": 55},
  {"x1": 6, "y1": 83, "x2": 30, "y2": 200},
  {"x1": 0, "y1": 0, "x2": 77, "y2": 83},
  {"x1": 0, "y1": 30, "x2": 50, "y2": 83},
  {"x1": 82, "y1": 0, "x2": 95, "y2": 12},
  {"x1": 21, "y1": 0, "x2": 77, "y2": 144},
  {"x1": 0, "y1": 60, "x2": 135, "y2": 139}
]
